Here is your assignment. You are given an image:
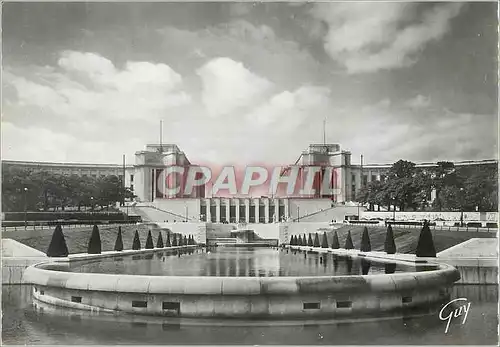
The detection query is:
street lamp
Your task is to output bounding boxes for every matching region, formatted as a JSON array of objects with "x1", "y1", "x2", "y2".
[
  {"x1": 459, "y1": 188, "x2": 464, "y2": 227},
  {"x1": 391, "y1": 195, "x2": 396, "y2": 221},
  {"x1": 23, "y1": 187, "x2": 28, "y2": 229}
]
